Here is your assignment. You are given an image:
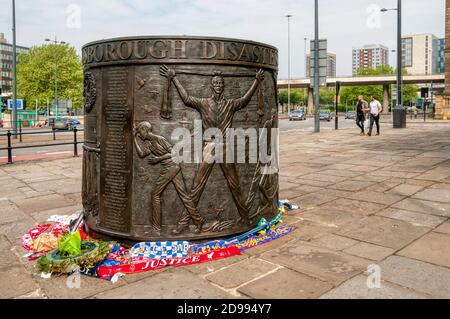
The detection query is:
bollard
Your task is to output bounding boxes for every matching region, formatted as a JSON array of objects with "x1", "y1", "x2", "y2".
[
  {"x1": 7, "y1": 130, "x2": 13, "y2": 164},
  {"x1": 19, "y1": 125, "x2": 22, "y2": 143},
  {"x1": 73, "y1": 127, "x2": 78, "y2": 157},
  {"x1": 52, "y1": 126, "x2": 56, "y2": 140}
]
